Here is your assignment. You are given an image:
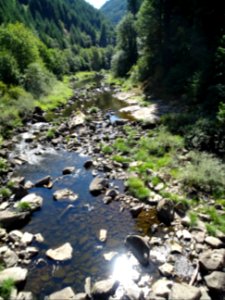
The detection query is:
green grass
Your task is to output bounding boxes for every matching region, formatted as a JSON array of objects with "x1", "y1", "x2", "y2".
[
  {"x1": 112, "y1": 155, "x2": 132, "y2": 164},
  {"x1": 36, "y1": 76, "x2": 73, "y2": 111},
  {"x1": 0, "y1": 188, "x2": 12, "y2": 199},
  {"x1": 46, "y1": 128, "x2": 56, "y2": 139},
  {"x1": 189, "y1": 212, "x2": 198, "y2": 227},
  {"x1": 16, "y1": 201, "x2": 31, "y2": 212},
  {"x1": 0, "y1": 279, "x2": 15, "y2": 300},
  {"x1": 0, "y1": 158, "x2": 9, "y2": 174},
  {"x1": 179, "y1": 151, "x2": 225, "y2": 195},
  {"x1": 127, "y1": 177, "x2": 150, "y2": 201},
  {"x1": 113, "y1": 138, "x2": 131, "y2": 154},
  {"x1": 74, "y1": 71, "x2": 96, "y2": 80},
  {"x1": 101, "y1": 144, "x2": 113, "y2": 155},
  {"x1": 206, "y1": 224, "x2": 217, "y2": 236}
]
